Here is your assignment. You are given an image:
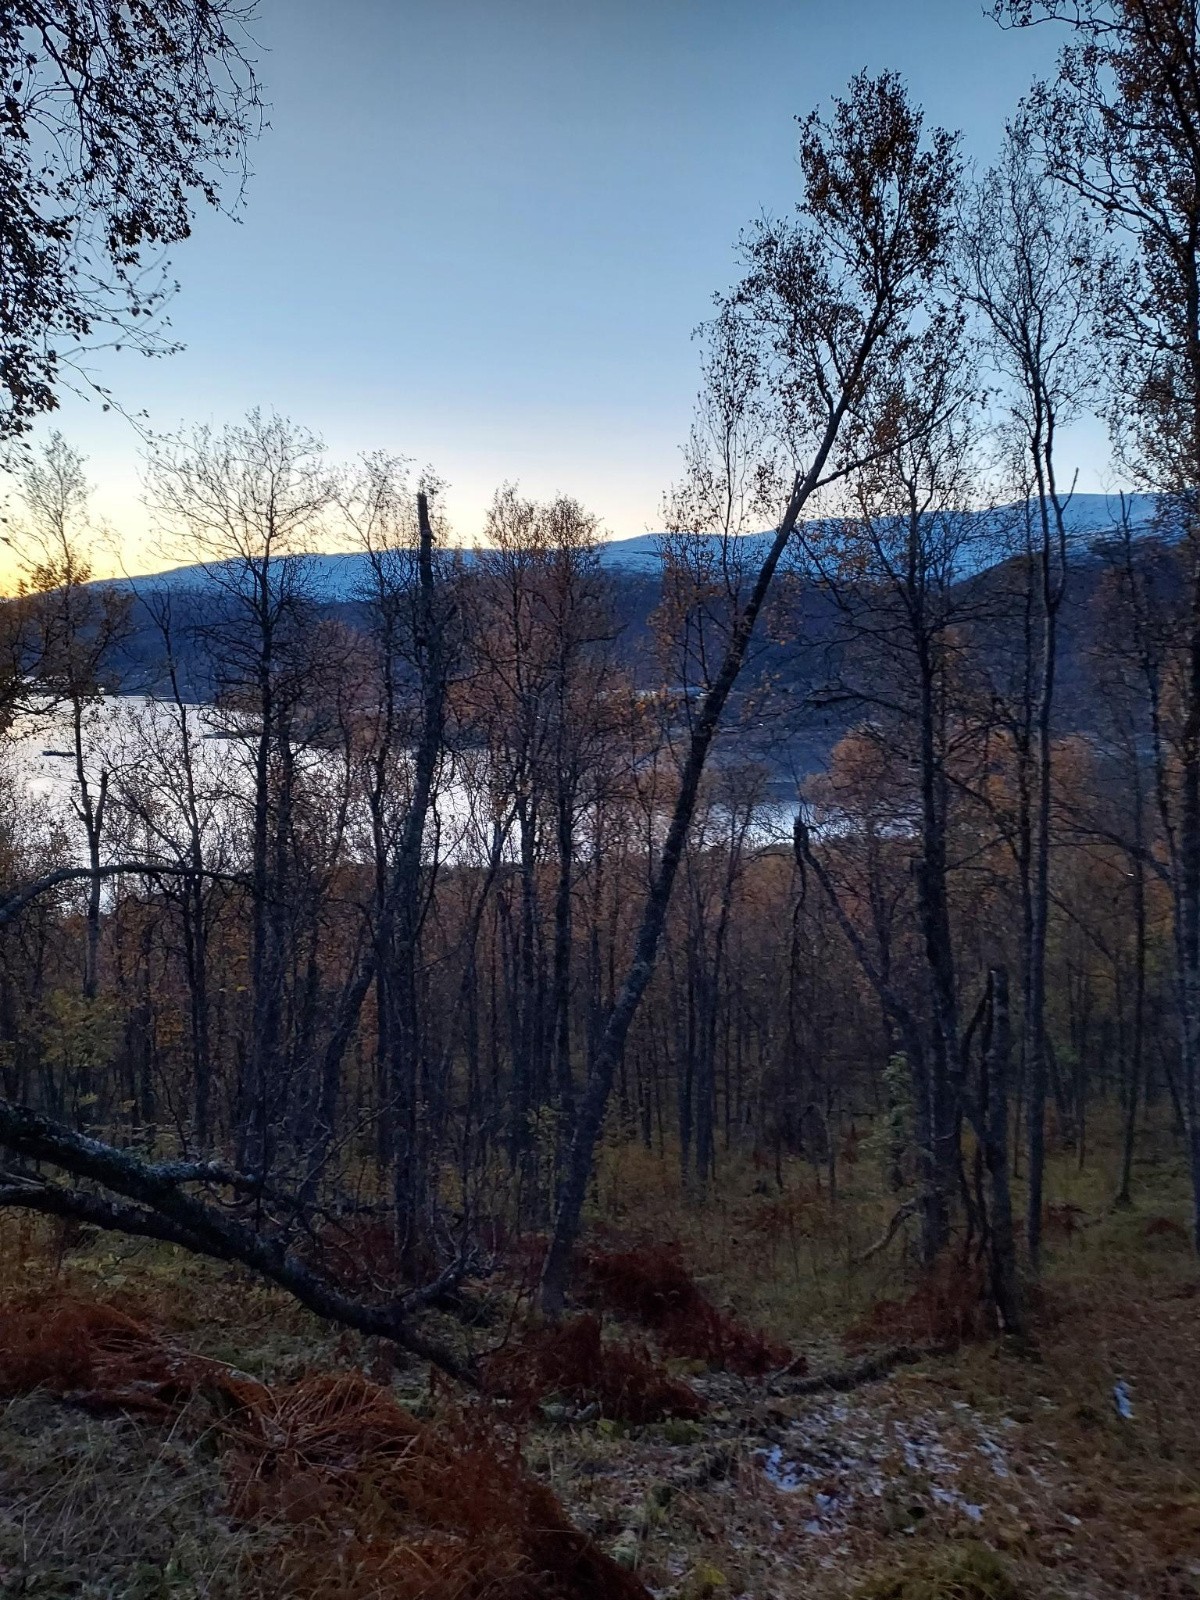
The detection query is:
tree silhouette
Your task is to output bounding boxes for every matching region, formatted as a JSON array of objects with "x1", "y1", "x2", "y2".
[{"x1": 0, "y1": 0, "x2": 261, "y2": 439}]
